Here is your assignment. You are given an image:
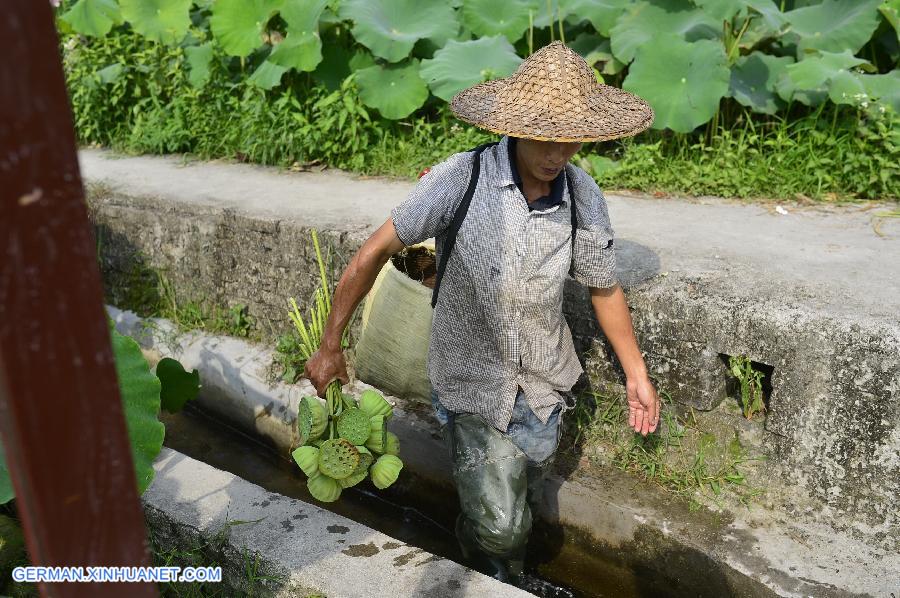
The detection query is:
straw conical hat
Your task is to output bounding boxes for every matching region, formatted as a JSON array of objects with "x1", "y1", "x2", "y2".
[{"x1": 450, "y1": 41, "x2": 654, "y2": 142}]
